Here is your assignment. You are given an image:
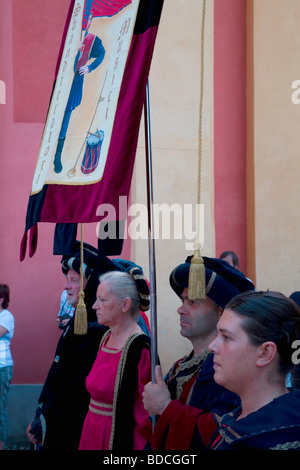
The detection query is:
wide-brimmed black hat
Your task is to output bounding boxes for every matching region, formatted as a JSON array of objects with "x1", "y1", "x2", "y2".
[
  {"x1": 61, "y1": 241, "x2": 98, "y2": 280},
  {"x1": 170, "y1": 256, "x2": 255, "y2": 309}
]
